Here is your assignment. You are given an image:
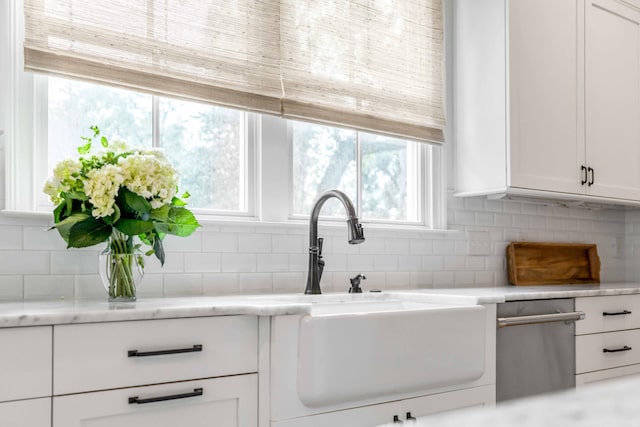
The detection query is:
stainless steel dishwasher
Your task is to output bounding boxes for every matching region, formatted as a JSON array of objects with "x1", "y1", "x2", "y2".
[{"x1": 496, "y1": 298, "x2": 585, "y2": 402}]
